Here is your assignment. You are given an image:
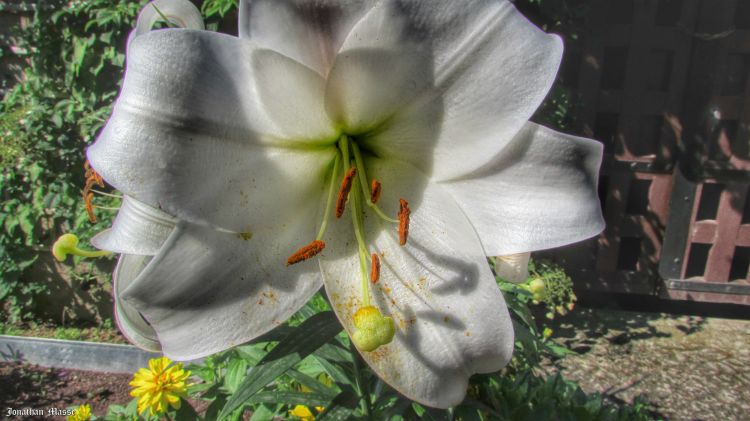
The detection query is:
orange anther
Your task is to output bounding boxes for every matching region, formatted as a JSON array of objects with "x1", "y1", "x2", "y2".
[
  {"x1": 398, "y1": 199, "x2": 410, "y2": 246},
  {"x1": 286, "y1": 240, "x2": 326, "y2": 266},
  {"x1": 335, "y1": 167, "x2": 357, "y2": 218},
  {"x1": 82, "y1": 160, "x2": 105, "y2": 223},
  {"x1": 370, "y1": 253, "x2": 380, "y2": 283},
  {"x1": 84, "y1": 192, "x2": 96, "y2": 223},
  {"x1": 370, "y1": 179, "x2": 382, "y2": 204}
]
